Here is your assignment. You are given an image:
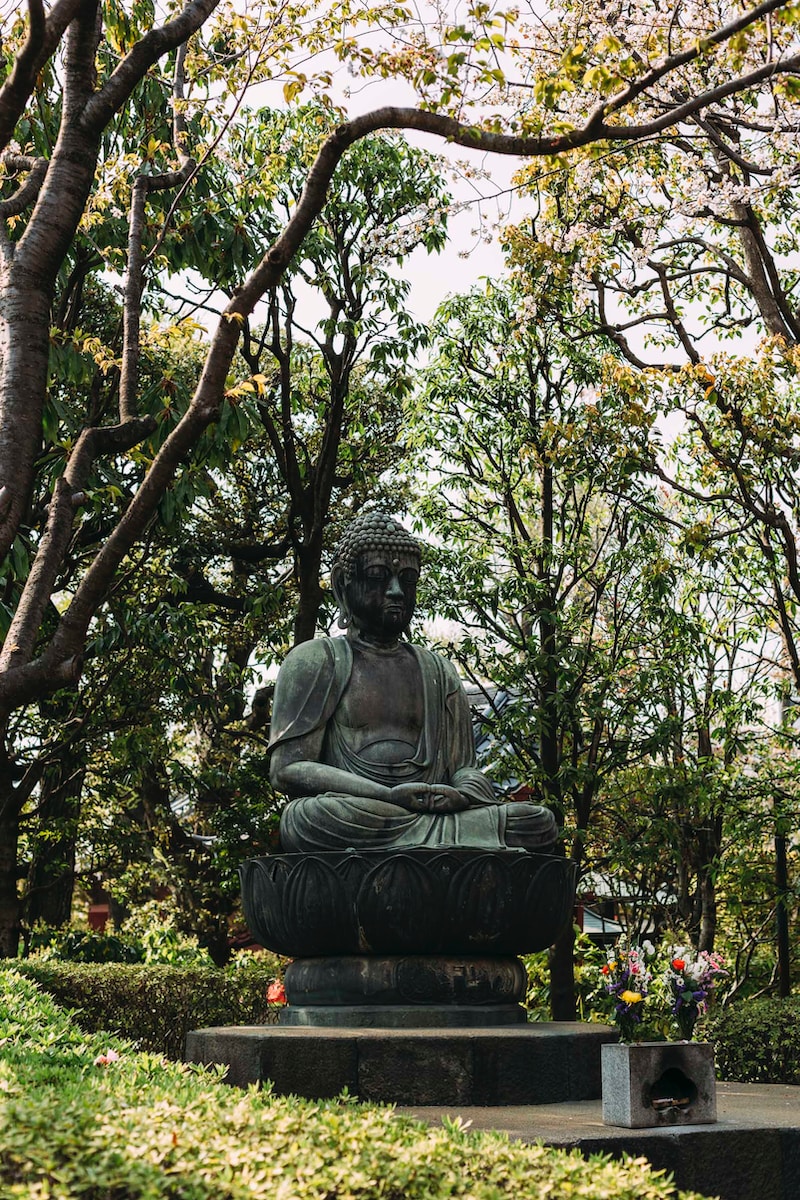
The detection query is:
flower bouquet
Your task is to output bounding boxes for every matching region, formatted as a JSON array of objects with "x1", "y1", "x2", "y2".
[
  {"x1": 663, "y1": 946, "x2": 727, "y2": 1040},
  {"x1": 599, "y1": 938, "x2": 655, "y2": 1043}
]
